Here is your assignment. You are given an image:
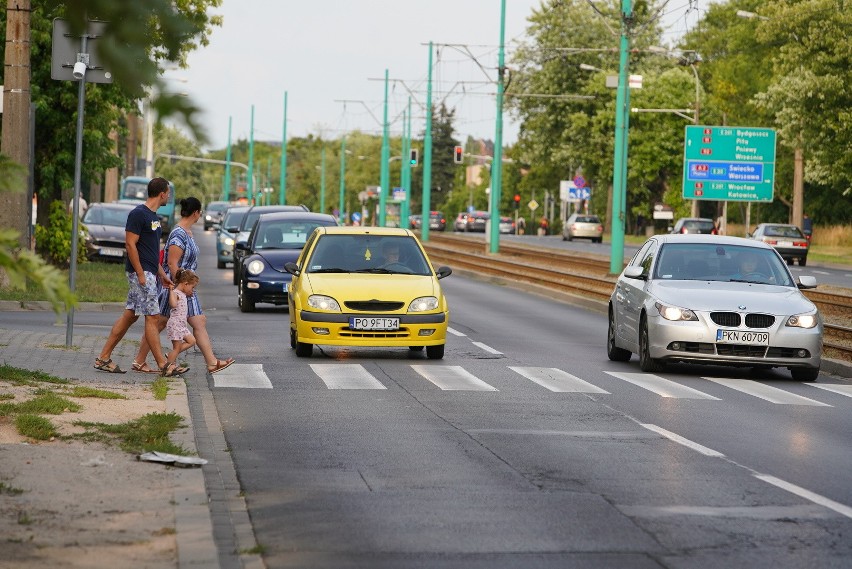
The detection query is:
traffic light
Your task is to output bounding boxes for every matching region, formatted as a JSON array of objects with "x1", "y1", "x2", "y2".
[
  {"x1": 513, "y1": 194, "x2": 521, "y2": 209},
  {"x1": 409, "y1": 148, "x2": 418, "y2": 166},
  {"x1": 453, "y1": 145, "x2": 464, "y2": 164}
]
